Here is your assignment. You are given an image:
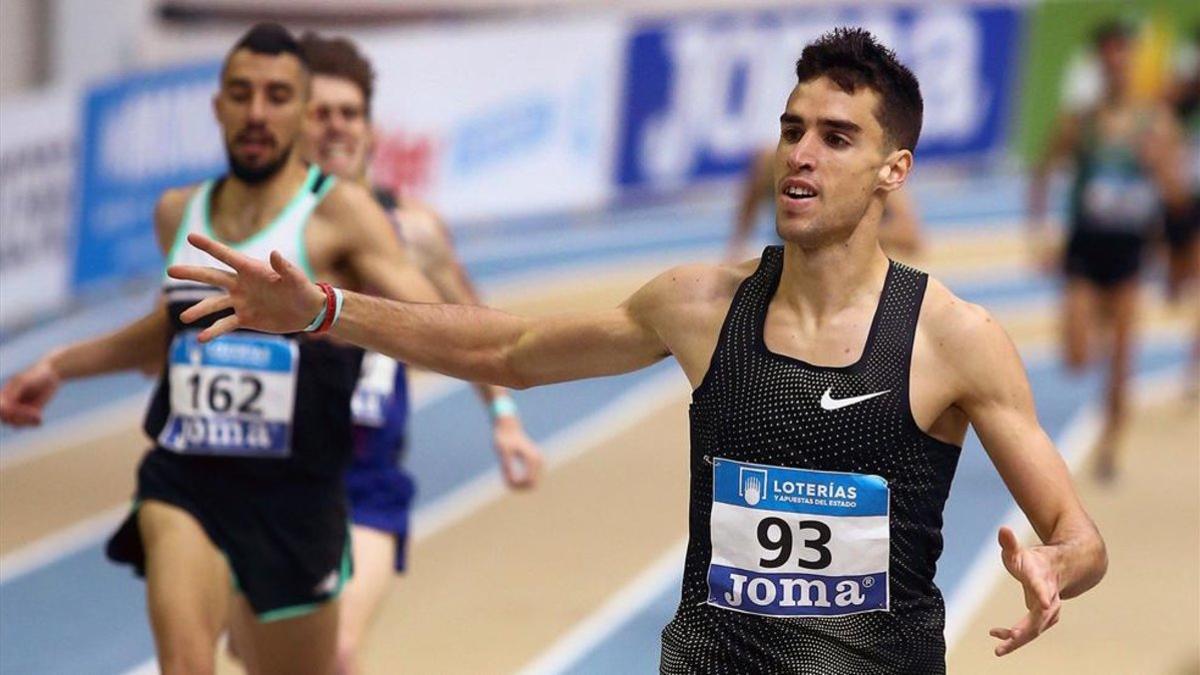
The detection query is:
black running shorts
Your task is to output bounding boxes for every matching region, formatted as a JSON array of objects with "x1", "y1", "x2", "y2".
[{"x1": 107, "y1": 449, "x2": 351, "y2": 620}]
